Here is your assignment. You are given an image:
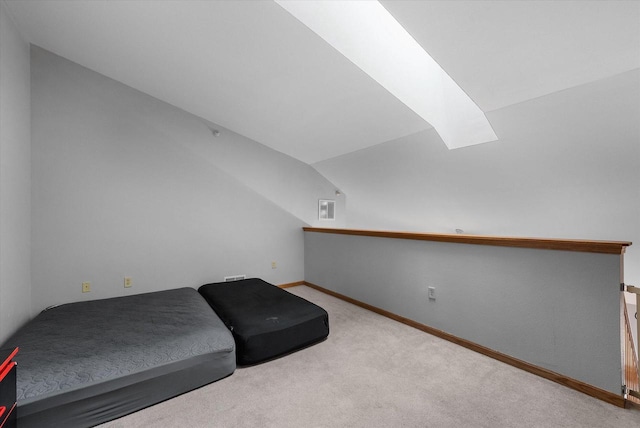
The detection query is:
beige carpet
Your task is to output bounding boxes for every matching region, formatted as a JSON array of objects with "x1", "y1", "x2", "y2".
[{"x1": 99, "y1": 286, "x2": 640, "y2": 428}]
